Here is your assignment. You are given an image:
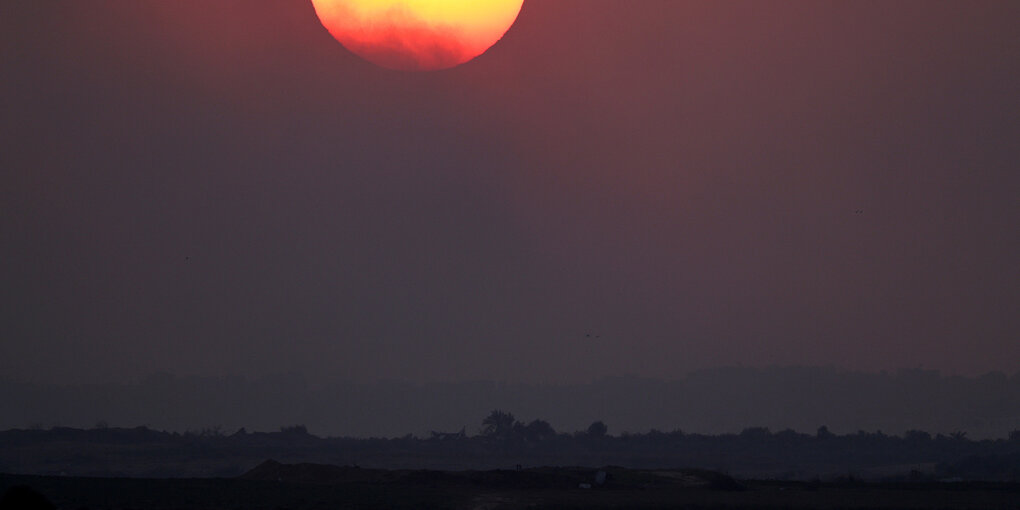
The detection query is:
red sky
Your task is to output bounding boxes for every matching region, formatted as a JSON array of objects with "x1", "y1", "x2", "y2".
[{"x1": 1, "y1": 1, "x2": 1017, "y2": 384}]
